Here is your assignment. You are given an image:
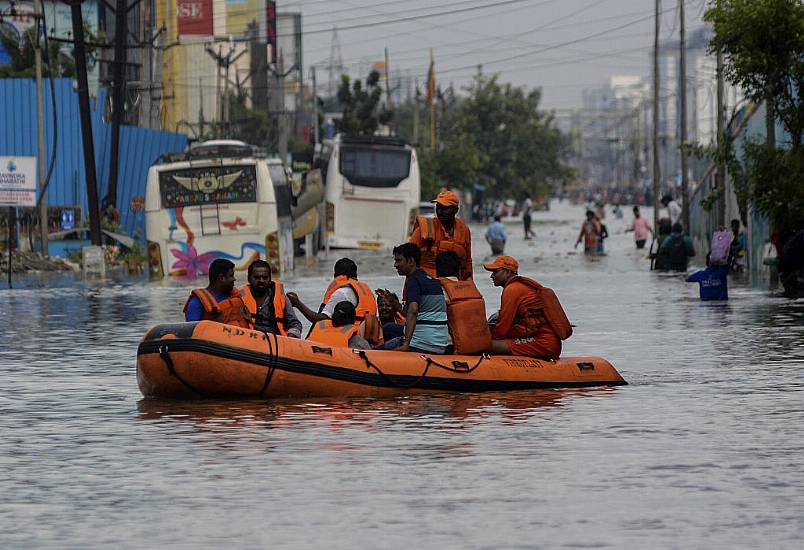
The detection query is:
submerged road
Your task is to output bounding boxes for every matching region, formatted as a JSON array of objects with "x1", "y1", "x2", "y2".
[{"x1": 1, "y1": 200, "x2": 803, "y2": 548}]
